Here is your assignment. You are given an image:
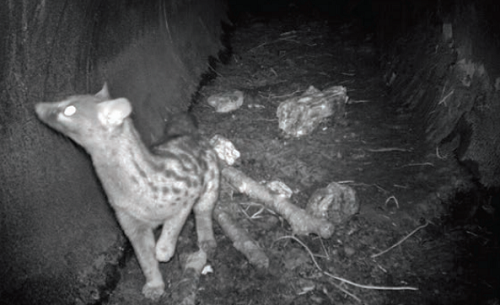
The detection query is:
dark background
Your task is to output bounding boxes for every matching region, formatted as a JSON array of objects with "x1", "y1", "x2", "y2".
[{"x1": 1, "y1": 0, "x2": 498, "y2": 304}]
